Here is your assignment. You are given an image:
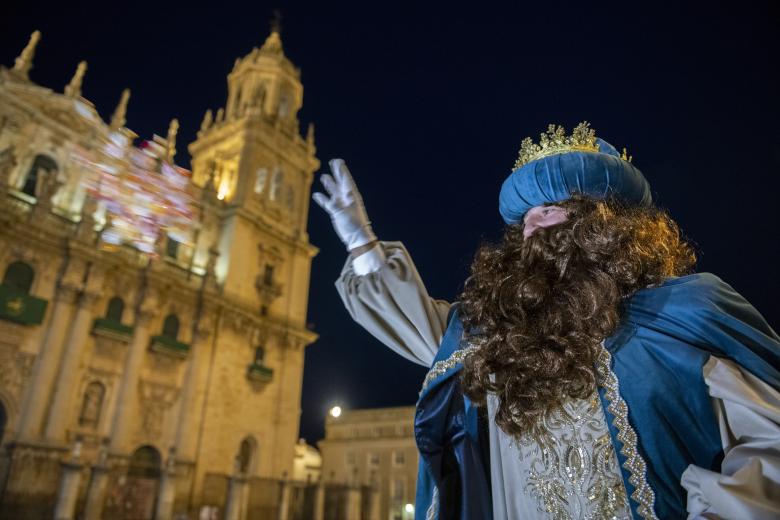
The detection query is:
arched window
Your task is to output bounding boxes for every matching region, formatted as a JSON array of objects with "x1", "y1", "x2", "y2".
[
  {"x1": 285, "y1": 185, "x2": 295, "y2": 211},
  {"x1": 128, "y1": 445, "x2": 162, "y2": 479},
  {"x1": 78, "y1": 381, "x2": 105, "y2": 429},
  {"x1": 254, "y1": 168, "x2": 268, "y2": 195},
  {"x1": 237, "y1": 436, "x2": 256, "y2": 474},
  {"x1": 162, "y1": 314, "x2": 179, "y2": 339},
  {"x1": 252, "y1": 86, "x2": 266, "y2": 108},
  {"x1": 21, "y1": 154, "x2": 58, "y2": 197},
  {"x1": 165, "y1": 236, "x2": 179, "y2": 259},
  {"x1": 278, "y1": 92, "x2": 291, "y2": 119},
  {"x1": 3, "y1": 261, "x2": 34, "y2": 294},
  {"x1": 270, "y1": 167, "x2": 283, "y2": 201},
  {"x1": 254, "y1": 346, "x2": 265, "y2": 365},
  {"x1": 105, "y1": 297, "x2": 124, "y2": 322}
]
